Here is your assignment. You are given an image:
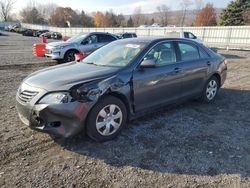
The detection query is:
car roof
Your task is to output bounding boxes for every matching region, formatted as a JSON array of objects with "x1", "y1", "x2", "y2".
[
  {"x1": 78, "y1": 32, "x2": 116, "y2": 35},
  {"x1": 120, "y1": 37, "x2": 200, "y2": 44},
  {"x1": 118, "y1": 32, "x2": 136, "y2": 34},
  {"x1": 75, "y1": 32, "x2": 118, "y2": 38}
]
